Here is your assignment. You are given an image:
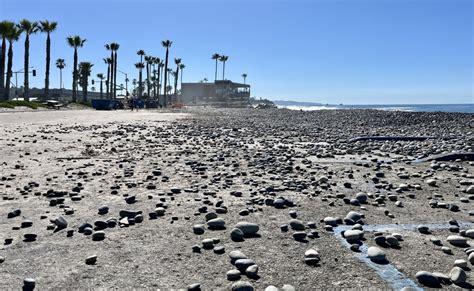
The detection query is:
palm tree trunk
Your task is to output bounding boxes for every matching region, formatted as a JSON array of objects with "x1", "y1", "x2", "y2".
[
  {"x1": 138, "y1": 69, "x2": 142, "y2": 98},
  {"x1": 222, "y1": 61, "x2": 225, "y2": 80},
  {"x1": 146, "y1": 63, "x2": 150, "y2": 98},
  {"x1": 157, "y1": 67, "x2": 161, "y2": 102},
  {"x1": 106, "y1": 63, "x2": 110, "y2": 99},
  {"x1": 113, "y1": 51, "x2": 117, "y2": 99},
  {"x1": 24, "y1": 34, "x2": 29, "y2": 101},
  {"x1": 59, "y1": 68, "x2": 62, "y2": 93},
  {"x1": 100, "y1": 79, "x2": 103, "y2": 99},
  {"x1": 163, "y1": 48, "x2": 169, "y2": 107},
  {"x1": 0, "y1": 37, "x2": 5, "y2": 90},
  {"x1": 153, "y1": 65, "x2": 157, "y2": 98},
  {"x1": 44, "y1": 32, "x2": 51, "y2": 100},
  {"x1": 82, "y1": 75, "x2": 87, "y2": 103},
  {"x1": 214, "y1": 59, "x2": 218, "y2": 82},
  {"x1": 109, "y1": 50, "x2": 114, "y2": 99},
  {"x1": 72, "y1": 48, "x2": 78, "y2": 103},
  {"x1": 174, "y1": 67, "x2": 179, "y2": 102},
  {"x1": 180, "y1": 69, "x2": 183, "y2": 88},
  {"x1": 4, "y1": 41, "x2": 13, "y2": 100}
]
